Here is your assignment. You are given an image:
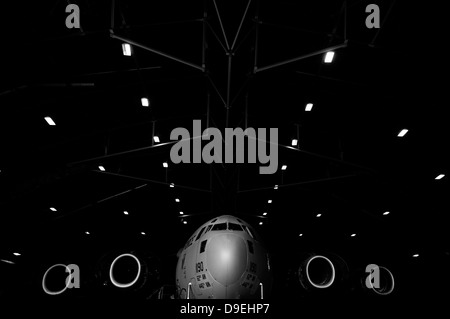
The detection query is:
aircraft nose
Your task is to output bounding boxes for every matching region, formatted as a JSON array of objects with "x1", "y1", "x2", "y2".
[{"x1": 206, "y1": 234, "x2": 248, "y2": 286}]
